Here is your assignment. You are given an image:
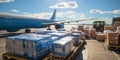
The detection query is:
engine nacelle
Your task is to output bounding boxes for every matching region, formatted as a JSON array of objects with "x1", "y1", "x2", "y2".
[
  {"x1": 6, "y1": 29, "x2": 19, "y2": 32},
  {"x1": 55, "y1": 23, "x2": 64, "y2": 30}
]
